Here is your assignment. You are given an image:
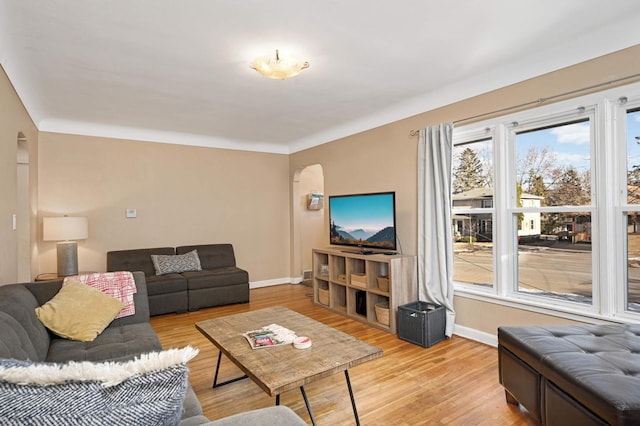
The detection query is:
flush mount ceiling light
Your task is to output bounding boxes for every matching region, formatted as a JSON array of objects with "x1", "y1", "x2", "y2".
[{"x1": 250, "y1": 49, "x2": 309, "y2": 80}]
